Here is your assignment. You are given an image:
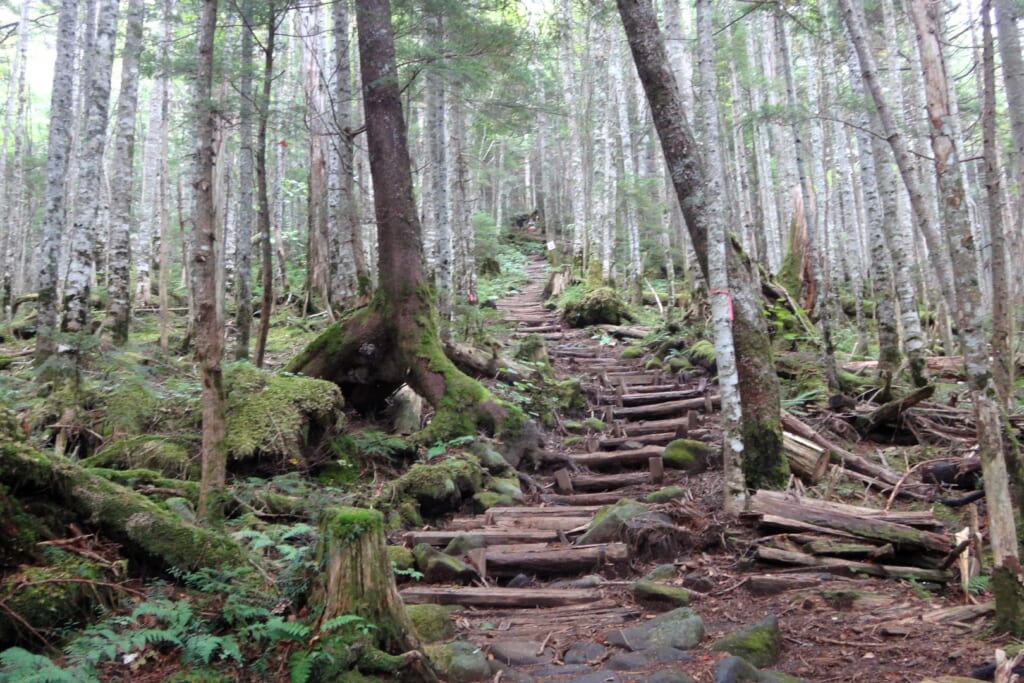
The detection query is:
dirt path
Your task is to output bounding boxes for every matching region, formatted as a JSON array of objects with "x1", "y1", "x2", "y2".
[{"x1": 399, "y1": 257, "x2": 1001, "y2": 683}]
